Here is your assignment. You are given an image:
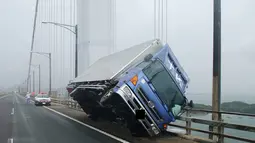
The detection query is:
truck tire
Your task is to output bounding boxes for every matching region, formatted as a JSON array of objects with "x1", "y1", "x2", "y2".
[
  {"x1": 88, "y1": 114, "x2": 99, "y2": 121},
  {"x1": 128, "y1": 120, "x2": 149, "y2": 137}
]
